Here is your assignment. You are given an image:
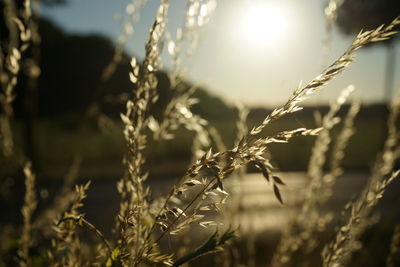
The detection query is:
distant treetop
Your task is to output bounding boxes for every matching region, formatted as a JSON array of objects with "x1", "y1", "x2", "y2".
[{"x1": 336, "y1": 0, "x2": 400, "y2": 41}]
